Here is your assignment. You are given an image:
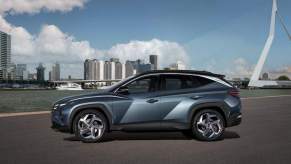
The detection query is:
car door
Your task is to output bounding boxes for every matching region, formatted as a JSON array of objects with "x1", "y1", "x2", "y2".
[
  {"x1": 112, "y1": 75, "x2": 163, "y2": 130},
  {"x1": 156, "y1": 74, "x2": 206, "y2": 128}
]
